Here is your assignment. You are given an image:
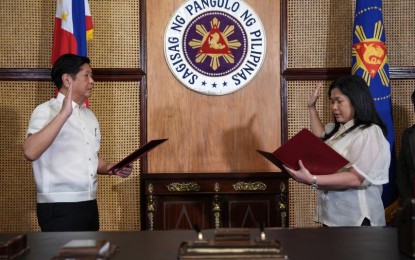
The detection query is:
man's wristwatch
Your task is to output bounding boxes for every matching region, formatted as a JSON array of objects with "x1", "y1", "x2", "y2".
[{"x1": 311, "y1": 175, "x2": 318, "y2": 190}]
